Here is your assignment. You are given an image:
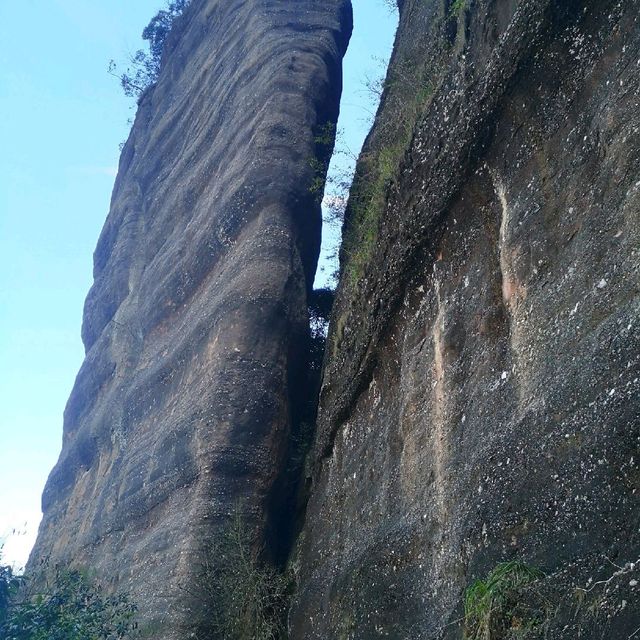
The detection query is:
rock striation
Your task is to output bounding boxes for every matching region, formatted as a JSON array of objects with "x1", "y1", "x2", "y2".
[
  {"x1": 30, "y1": 0, "x2": 351, "y2": 636},
  {"x1": 30, "y1": 0, "x2": 640, "y2": 637},
  {"x1": 291, "y1": 0, "x2": 640, "y2": 638}
]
